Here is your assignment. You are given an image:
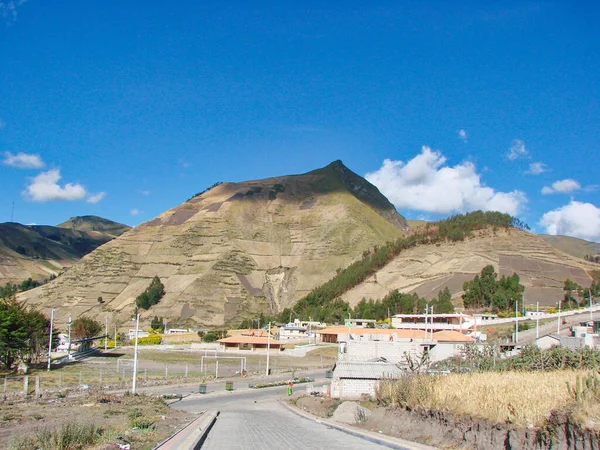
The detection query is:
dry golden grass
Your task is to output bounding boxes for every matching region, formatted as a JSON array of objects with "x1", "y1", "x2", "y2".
[{"x1": 379, "y1": 370, "x2": 593, "y2": 427}]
